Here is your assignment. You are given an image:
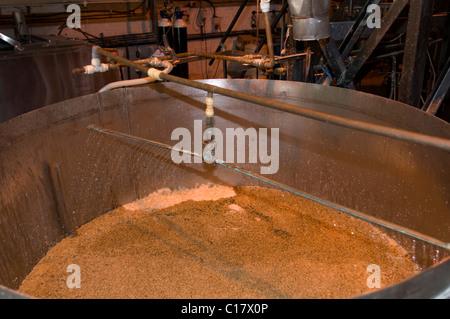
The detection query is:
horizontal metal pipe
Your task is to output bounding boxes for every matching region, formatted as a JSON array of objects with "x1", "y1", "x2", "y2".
[
  {"x1": 191, "y1": 51, "x2": 268, "y2": 68},
  {"x1": 117, "y1": 51, "x2": 305, "y2": 70},
  {"x1": 95, "y1": 47, "x2": 450, "y2": 153},
  {"x1": 116, "y1": 51, "x2": 263, "y2": 67}
]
